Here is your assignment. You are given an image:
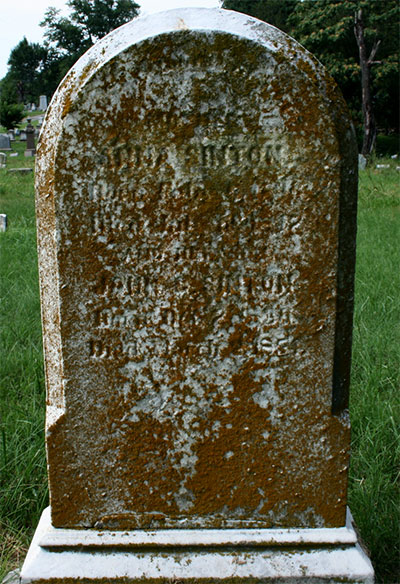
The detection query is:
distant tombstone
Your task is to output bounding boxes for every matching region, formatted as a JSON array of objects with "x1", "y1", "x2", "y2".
[
  {"x1": 0, "y1": 153, "x2": 6, "y2": 168},
  {"x1": 39, "y1": 95, "x2": 48, "y2": 110},
  {"x1": 19, "y1": 130, "x2": 27, "y2": 141},
  {"x1": 358, "y1": 154, "x2": 367, "y2": 170},
  {"x1": 15, "y1": 129, "x2": 20, "y2": 137},
  {"x1": 21, "y1": 8, "x2": 374, "y2": 583},
  {"x1": 7, "y1": 129, "x2": 15, "y2": 141},
  {"x1": 7, "y1": 168, "x2": 32, "y2": 174},
  {"x1": 0, "y1": 134, "x2": 11, "y2": 151},
  {"x1": 0, "y1": 214, "x2": 7, "y2": 232},
  {"x1": 25, "y1": 120, "x2": 36, "y2": 157}
]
